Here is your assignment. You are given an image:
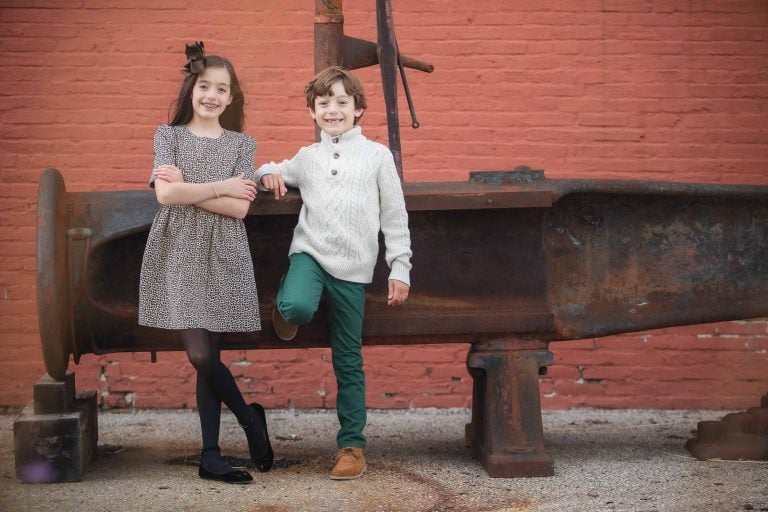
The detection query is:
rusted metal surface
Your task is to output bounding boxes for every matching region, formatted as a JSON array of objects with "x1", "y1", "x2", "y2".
[
  {"x1": 313, "y1": 0, "x2": 343, "y2": 73},
  {"x1": 466, "y1": 339, "x2": 554, "y2": 477},
  {"x1": 375, "y1": 0, "x2": 402, "y2": 174},
  {"x1": 36, "y1": 170, "x2": 72, "y2": 381},
  {"x1": 40, "y1": 169, "x2": 558, "y2": 358},
  {"x1": 686, "y1": 393, "x2": 768, "y2": 461},
  {"x1": 539, "y1": 179, "x2": 768, "y2": 341},
  {"x1": 36, "y1": 166, "x2": 768, "y2": 477}
]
